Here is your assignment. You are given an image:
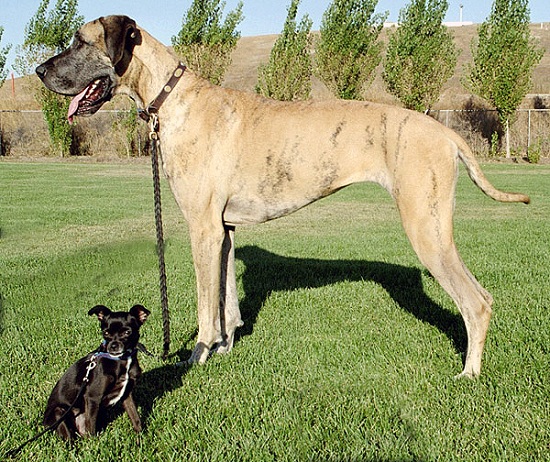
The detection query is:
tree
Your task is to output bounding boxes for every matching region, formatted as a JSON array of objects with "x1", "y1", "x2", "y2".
[
  {"x1": 172, "y1": 0, "x2": 244, "y2": 85},
  {"x1": 383, "y1": 0, "x2": 458, "y2": 113},
  {"x1": 315, "y1": 0, "x2": 387, "y2": 100},
  {"x1": 0, "y1": 27, "x2": 11, "y2": 89},
  {"x1": 256, "y1": 0, "x2": 313, "y2": 101},
  {"x1": 17, "y1": 0, "x2": 84, "y2": 157},
  {"x1": 463, "y1": 0, "x2": 543, "y2": 157}
]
